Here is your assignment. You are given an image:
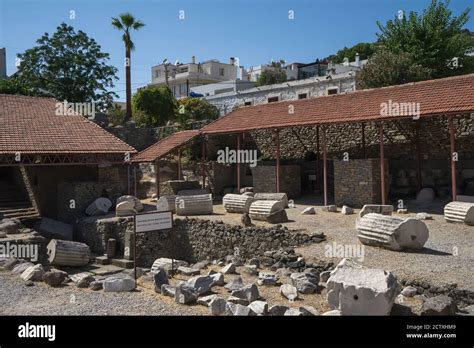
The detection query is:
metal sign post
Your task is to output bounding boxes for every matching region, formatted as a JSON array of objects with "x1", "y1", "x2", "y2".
[{"x1": 133, "y1": 210, "x2": 173, "y2": 290}]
